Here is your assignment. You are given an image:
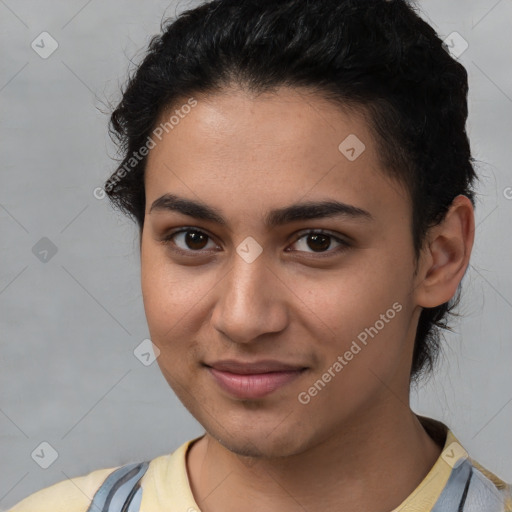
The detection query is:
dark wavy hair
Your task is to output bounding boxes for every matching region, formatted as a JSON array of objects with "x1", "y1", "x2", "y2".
[{"x1": 105, "y1": 0, "x2": 477, "y2": 384}]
